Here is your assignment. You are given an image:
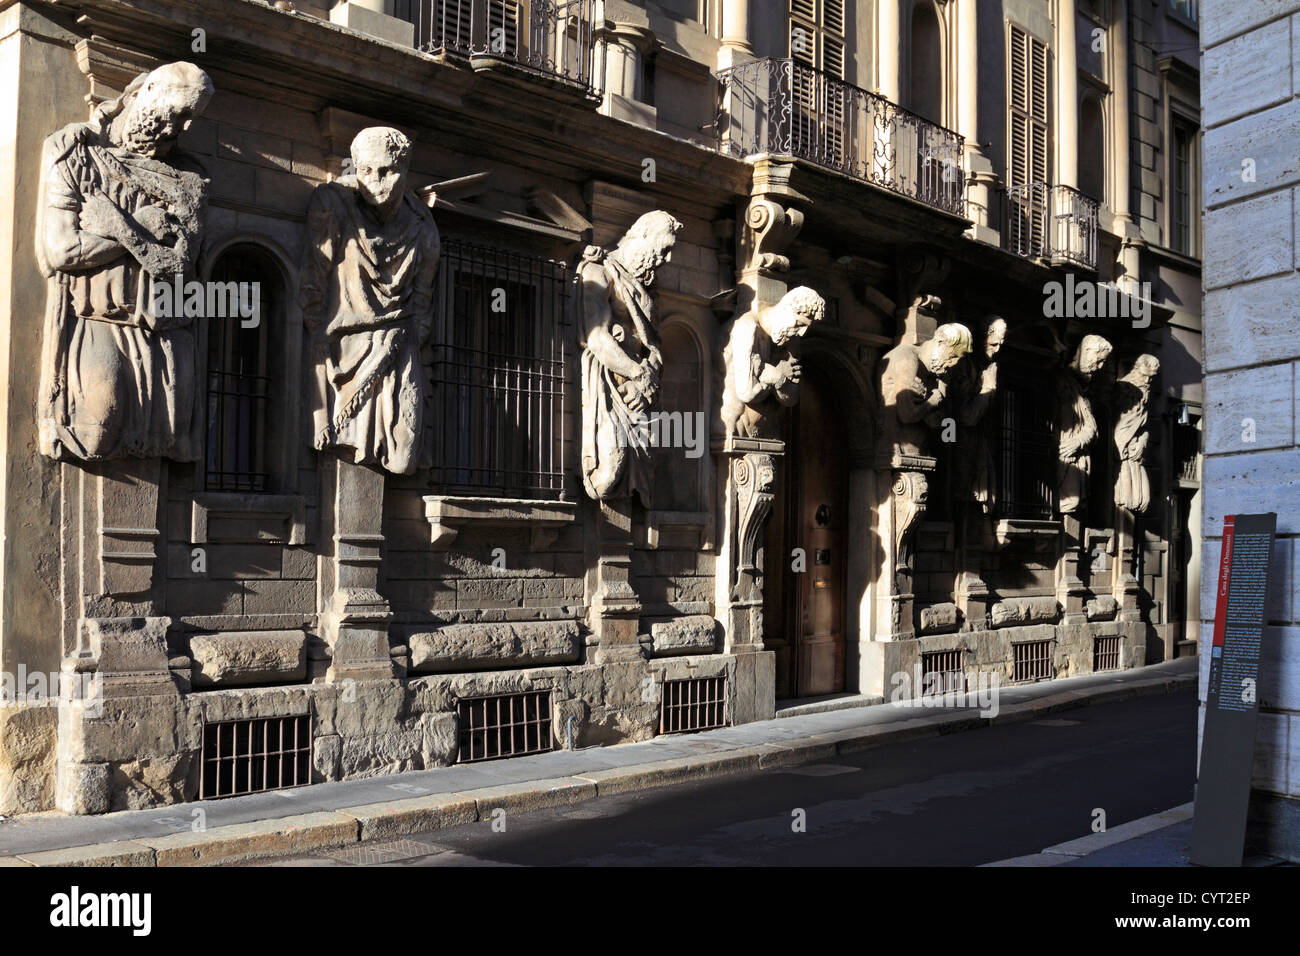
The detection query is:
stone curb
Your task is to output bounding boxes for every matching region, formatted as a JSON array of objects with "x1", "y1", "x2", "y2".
[{"x1": 0, "y1": 667, "x2": 1197, "y2": 866}]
